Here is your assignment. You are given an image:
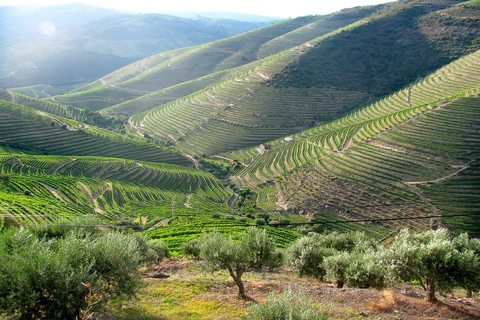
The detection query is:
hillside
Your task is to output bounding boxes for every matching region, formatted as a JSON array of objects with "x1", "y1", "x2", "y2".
[
  {"x1": 225, "y1": 48, "x2": 480, "y2": 236},
  {"x1": 0, "y1": 0, "x2": 479, "y2": 246},
  {"x1": 0, "y1": 6, "x2": 273, "y2": 88},
  {"x1": 0, "y1": 153, "x2": 232, "y2": 229},
  {"x1": 124, "y1": 0, "x2": 480, "y2": 157},
  {"x1": 54, "y1": 6, "x2": 381, "y2": 111},
  {"x1": 0, "y1": 95, "x2": 190, "y2": 165}
]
